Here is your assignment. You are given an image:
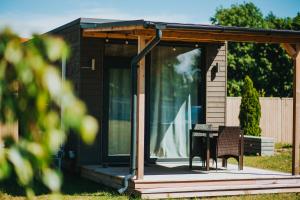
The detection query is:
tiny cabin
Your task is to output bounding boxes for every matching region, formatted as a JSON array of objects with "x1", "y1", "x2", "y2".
[{"x1": 48, "y1": 18, "x2": 300, "y2": 199}]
